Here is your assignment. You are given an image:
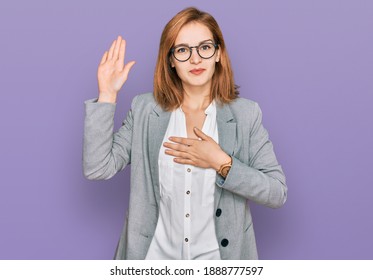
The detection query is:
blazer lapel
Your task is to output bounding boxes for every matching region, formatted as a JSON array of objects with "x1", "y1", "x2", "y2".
[
  {"x1": 215, "y1": 103, "x2": 237, "y2": 207},
  {"x1": 148, "y1": 104, "x2": 171, "y2": 206}
]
